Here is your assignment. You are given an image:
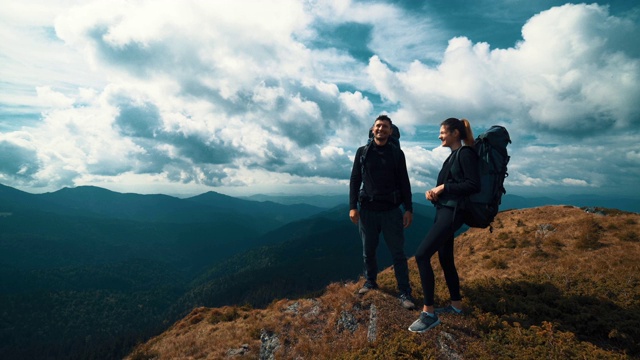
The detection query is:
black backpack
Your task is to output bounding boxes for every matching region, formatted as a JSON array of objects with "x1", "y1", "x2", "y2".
[{"x1": 456, "y1": 125, "x2": 511, "y2": 229}]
